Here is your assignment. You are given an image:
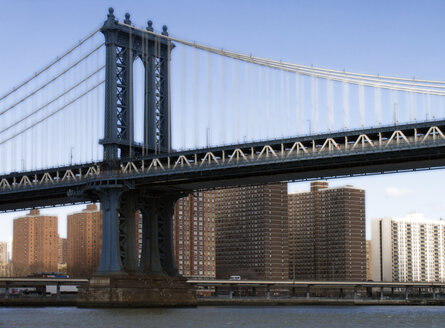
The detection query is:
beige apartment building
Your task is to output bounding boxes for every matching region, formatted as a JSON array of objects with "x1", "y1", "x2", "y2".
[
  {"x1": 12, "y1": 209, "x2": 59, "y2": 276},
  {"x1": 0, "y1": 242, "x2": 7, "y2": 264},
  {"x1": 366, "y1": 240, "x2": 372, "y2": 281},
  {"x1": 289, "y1": 181, "x2": 366, "y2": 281},
  {"x1": 372, "y1": 214, "x2": 445, "y2": 282}
]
